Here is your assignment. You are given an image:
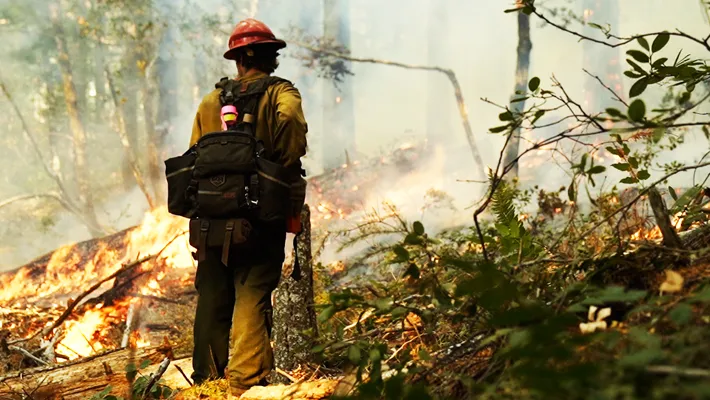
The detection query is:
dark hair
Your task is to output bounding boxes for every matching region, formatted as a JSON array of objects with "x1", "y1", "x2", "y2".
[{"x1": 235, "y1": 45, "x2": 280, "y2": 74}]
